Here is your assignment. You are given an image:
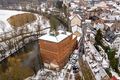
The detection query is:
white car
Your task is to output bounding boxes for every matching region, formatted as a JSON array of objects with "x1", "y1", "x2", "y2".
[{"x1": 72, "y1": 54, "x2": 79, "y2": 60}]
